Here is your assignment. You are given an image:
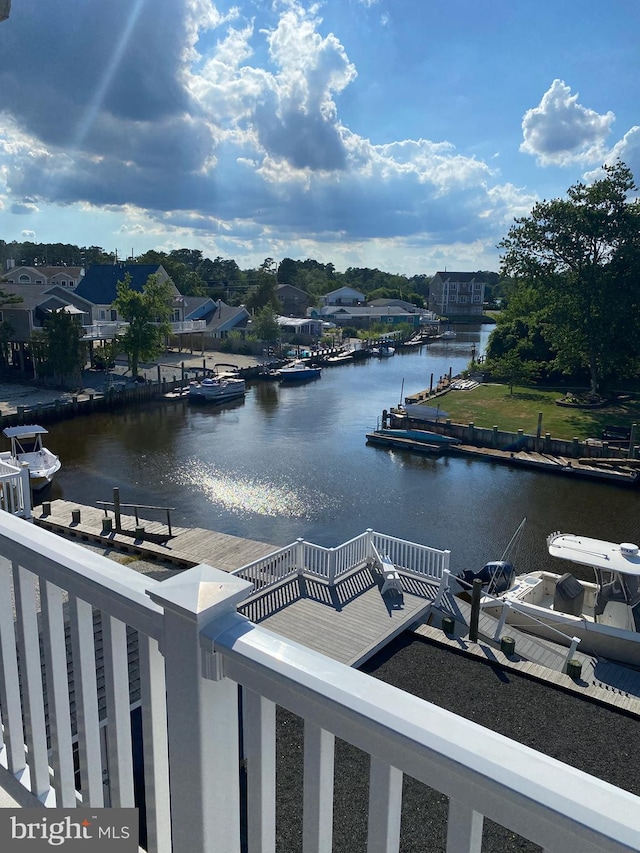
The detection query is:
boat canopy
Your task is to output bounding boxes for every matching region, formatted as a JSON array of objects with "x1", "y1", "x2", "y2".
[
  {"x1": 3, "y1": 425, "x2": 49, "y2": 439},
  {"x1": 548, "y1": 533, "x2": 640, "y2": 577}
]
